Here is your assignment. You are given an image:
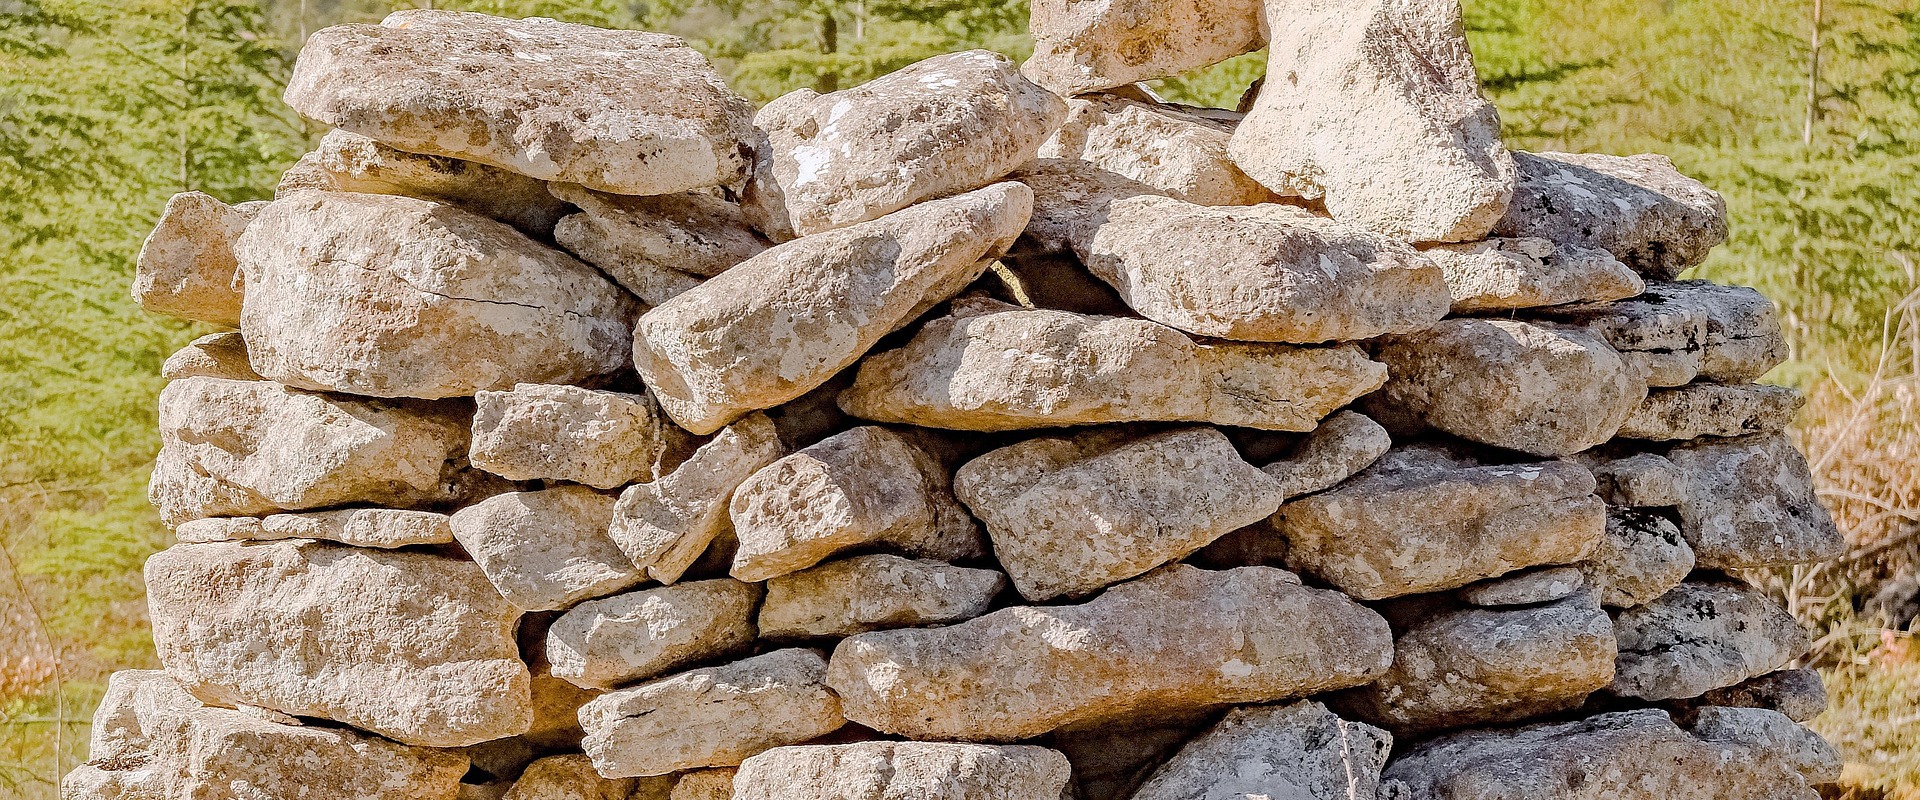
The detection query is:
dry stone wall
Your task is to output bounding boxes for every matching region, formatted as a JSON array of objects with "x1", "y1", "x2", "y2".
[{"x1": 90, "y1": 5, "x2": 1845, "y2": 800}]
